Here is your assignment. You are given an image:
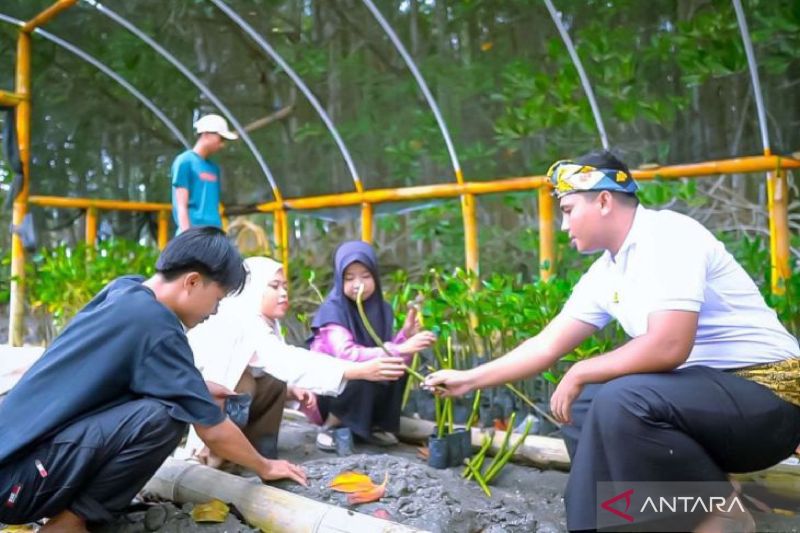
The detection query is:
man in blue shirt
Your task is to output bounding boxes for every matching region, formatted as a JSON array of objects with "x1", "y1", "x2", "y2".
[
  {"x1": 171, "y1": 114, "x2": 238, "y2": 233},
  {"x1": 0, "y1": 227, "x2": 306, "y2": 532}
]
